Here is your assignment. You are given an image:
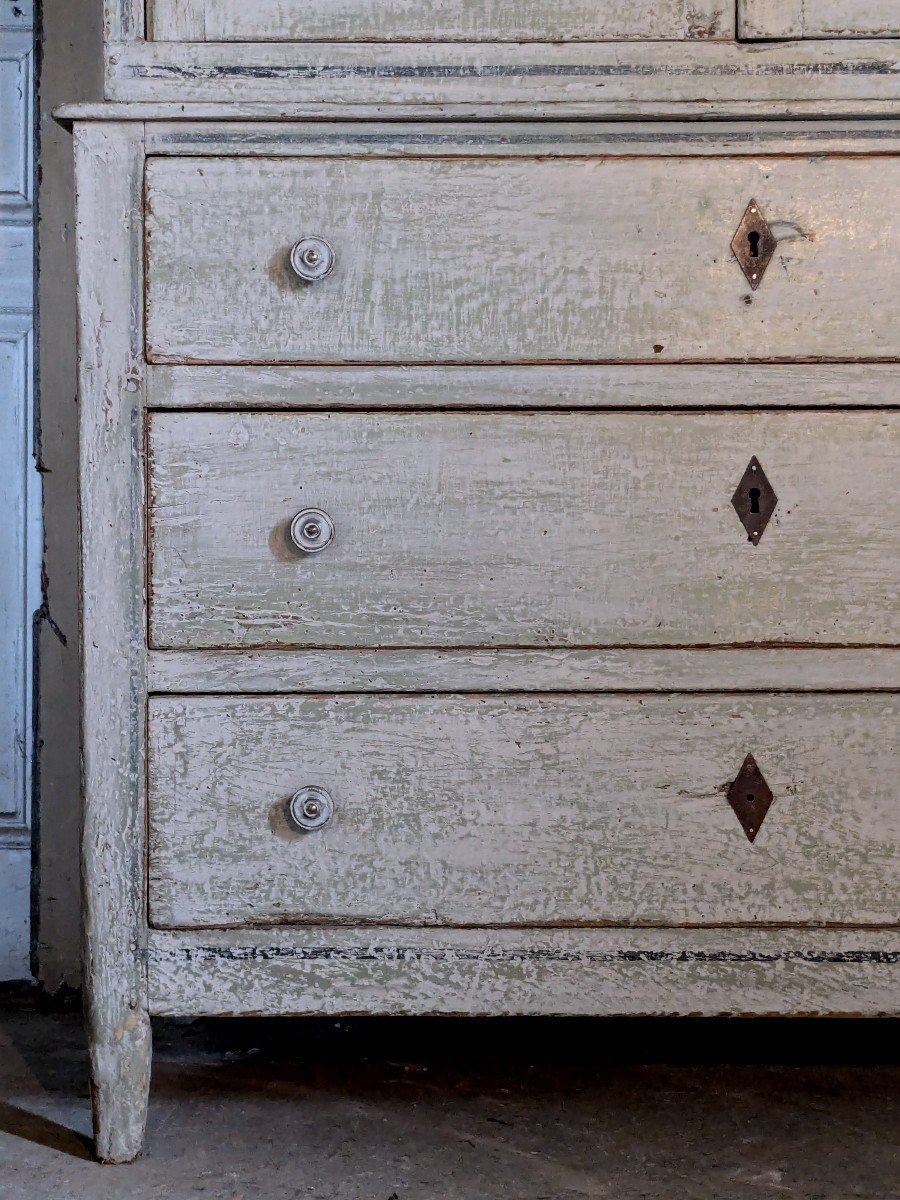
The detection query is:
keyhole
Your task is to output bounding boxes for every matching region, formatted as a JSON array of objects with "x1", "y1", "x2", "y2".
[
  {"x1": 748, "y1": 487, "x2": 761, "y2": 514},
  {"x1": 747, "y1": 230, "x2": 760, "y2": 258},
  {"x1": 746, "y1": 793, "x2": 755, "y2": 805}
]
